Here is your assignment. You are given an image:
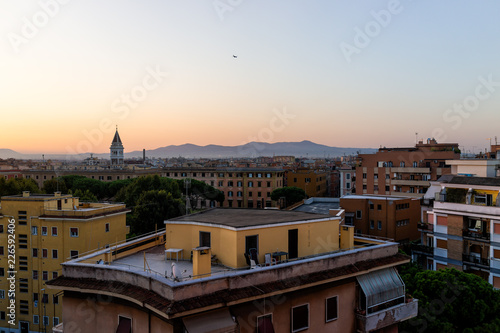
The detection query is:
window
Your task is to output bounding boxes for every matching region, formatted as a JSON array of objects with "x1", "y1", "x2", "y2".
[
  {"x1": 377, "y1": 204, "x2": 382, "y2": 210},
  {"x1": 19, "y1": 279, "x2": 28, "y2": 293},
  {"x1": 258, "y1": 192, "x2": 262, "y2": 197},
  {"x1": 228, "y1": 191, "x2": 233, "y2": 197},
  {"x1": 346, "y1": 174, "x2": 351, "y2": 180},
  {"x1": 266, "y1": 181, "x2": 271, "y2": 187},
  {"x1": 33, "y1": 293, "x2": 38, "y2": 302},
  {"x1": 19, "y1": 256, "x2": 28, "y2": 271},
  {"x1": 32, "y1": 248, "x2": 38, "y2": 257},
  {"x1": 52, "y1": 272, "x2": 58, "y2": 279},
  {"x1": 0, "y1": 247, "x2": 3, "y2": 255},
  {"x1": 70, "y1": 250, "x2": 79, "y2": 259},
  {"x1": 199, "y1": 231, "x2": 211, "y2": 247},
  {"x1": 248, "y1": 173, "x2": 253, "y2": 178},
  {"x1": 31, "y1": 226, "x2": 38, "y2": 235},
  {"x1": 42, "y1": 226, "x2": 48, "y2": 236},
  {"x1": 0, "y1": 290, "x2": 4, "y2": 299},
  {"x1": 19, "y1": 234, "x2": 28, "y2": 249},
  {"x1": 33, "y1": 270, "x2": 38, "y2": 280},
  {"x1": 291, "y1": 304, "x2": 309, "y2": 332},
  {"x1": 107, "y1": 176, "x2": 112, "y2": 180},
  {"x1": 249, "y1": 191, "x2": 253, "y2": 197},
  {"x1": 378, "y1": 221, "x2": 382, "y2": 230},
  {"x1": 374, "y1": 174, "x2": 378, "y2": 179},
  {"x1": 227, "y1": 181, "x2": 233, "y2": 187},
  {"x1": 248, "y1": 181, "x2": 253, "y2": 187},
  {"x1": 257, "y1": 314, "x2": 274, "y2": 333},
  {"x1": 237, "y1": 191, "x2": 243, "y2": 197},
  {"x1": 245, "y1": 235, "x2": 259, "y2": 254},
  {"x1": 362, "y1": 173, "x2": 367, "y2": 179},
  {"x1": 43, "y1": 316, "x2": 49, "y2": 326},
  {"x1": 326, "y1": 296, "x2": 338, "y2": 322},
  {"x1": 400, "y1": 161, "x2": 405, "y2": 167},
  {"x1": 70, "y1": 228, "x2": 79, "y2": 237},
  {"x1": 53, "y1": 317, "x2": 59, "y2": 326},
  {"x1": 20, "y1": 300, "x2": 29, "y2": 315},
  {"x1": 363, "y1": 185, "x2": 367, "y2": 190},
  {"x1": 356, "y1": 210, "x2": 362, "y2": 219},
  {"x1": 33, "y1": 315, "x2": 39, "y2": 325},
  {"x1": 42, "y1": 271, "x2": 48, "y2": 281},
  {"x1": 42, "y1": 249, "x2": 48, "y2": 258},
  {"x1": 0, "y1": 268, "x2": 3, "y2": 277},
  {"x1": 52, "y1": 227, "x2": 58, "y2": 236},
  {"x1": 117, "y1": 316, "x2": 132, "y2": 333},
  {"x1": 53, "y1": 295, "x2": 59, "y2": 304},
  {"x1": 105, "y1": 223, "x2": 110, "y2": 232},
  {"x1": 370, "y1": 220, "x2": 374, "y2": 229},
  {"x1": 237, "y1": 181, "x2": 242, "y2": 187},
  {"x1": 218, "y1": 181, "x2": 224, "y2": 187},
  {"x1": 413, "y1": 161, "x2": 418, "y2": 167}
]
